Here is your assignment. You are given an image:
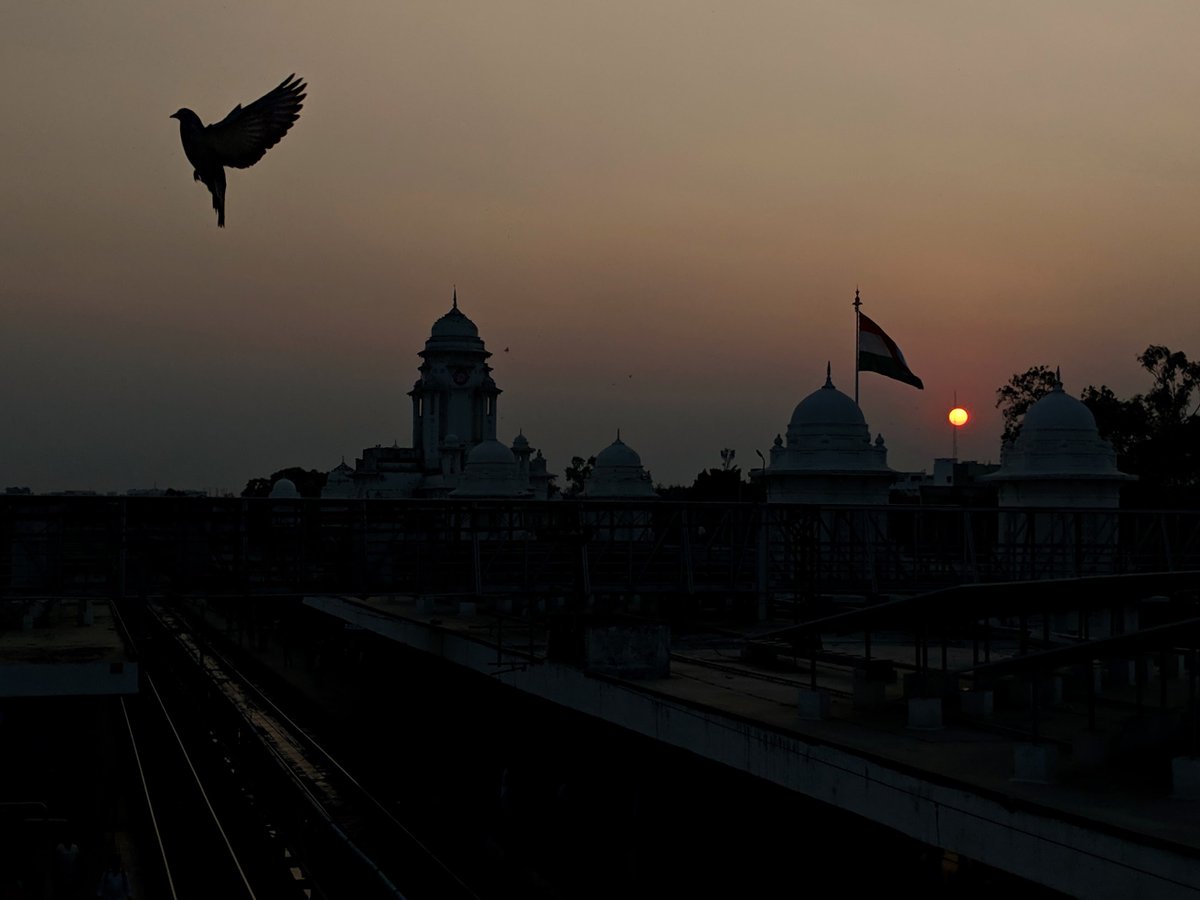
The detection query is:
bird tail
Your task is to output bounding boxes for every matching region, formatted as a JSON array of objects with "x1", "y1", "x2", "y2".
[{"x1": 205, "y1": 168, "x2": 227, "y2": 228}]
